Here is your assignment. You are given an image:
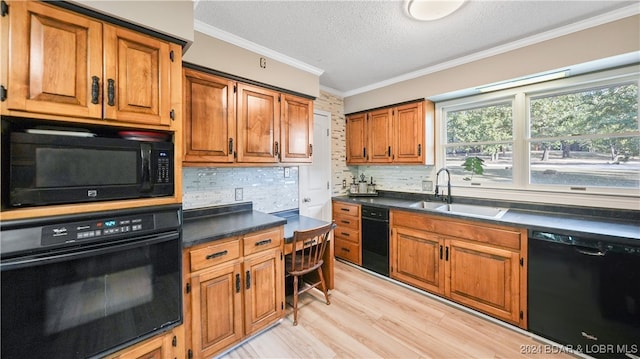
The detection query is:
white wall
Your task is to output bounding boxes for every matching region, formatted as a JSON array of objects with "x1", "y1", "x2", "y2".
[
  {"x1": 344, "y1": 15, "x2": 640, "y2": 113},
  {"x1": 71, "y1": 0, "x2": 194, "y2": 44}
]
